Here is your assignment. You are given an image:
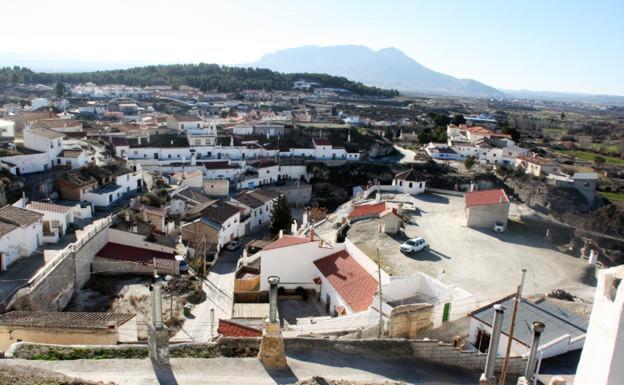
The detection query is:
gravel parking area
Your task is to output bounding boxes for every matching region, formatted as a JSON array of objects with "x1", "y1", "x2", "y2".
[{"x1": 349, "y1": 193, "x2": 595, "y2": 304}]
